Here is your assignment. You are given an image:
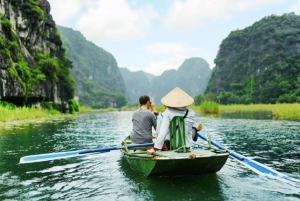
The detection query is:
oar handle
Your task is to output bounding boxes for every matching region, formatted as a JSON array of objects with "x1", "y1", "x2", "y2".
[
  {"x1": 79, "y1": 143, "x2": 154, "y2": 155},
  {"x1": 197, "y1": 133, "x2": 244, "y2": 160},
  {"x1": 20, "y1": 143, "x2": 155, "y2": 164}
]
